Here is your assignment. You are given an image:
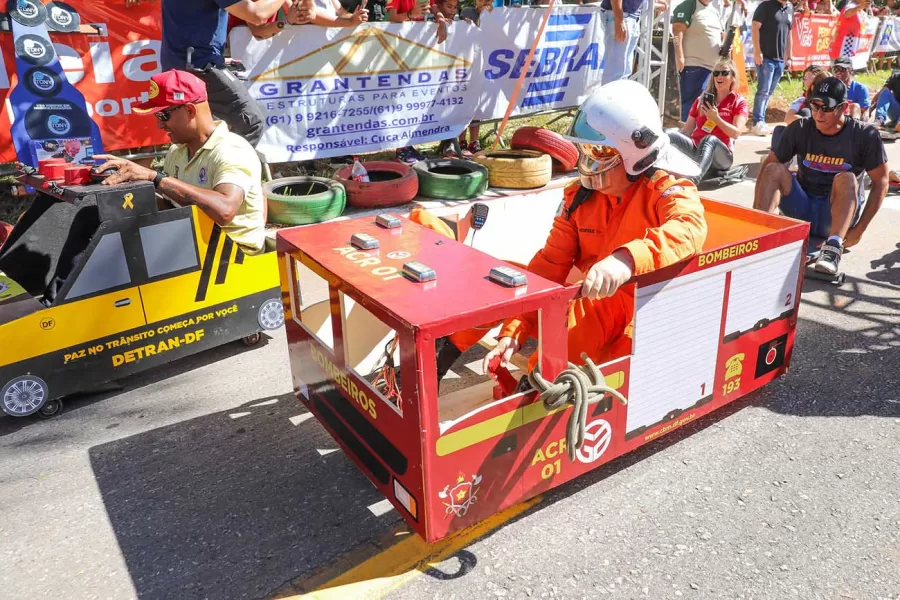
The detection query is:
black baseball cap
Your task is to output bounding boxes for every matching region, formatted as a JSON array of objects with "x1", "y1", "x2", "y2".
[
  {"x1": 832, "y1": 56, "x2": 853, "y2": 70},
  {"x1": 809, "y1": 76, "x2": 847, "y2": 108}
]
